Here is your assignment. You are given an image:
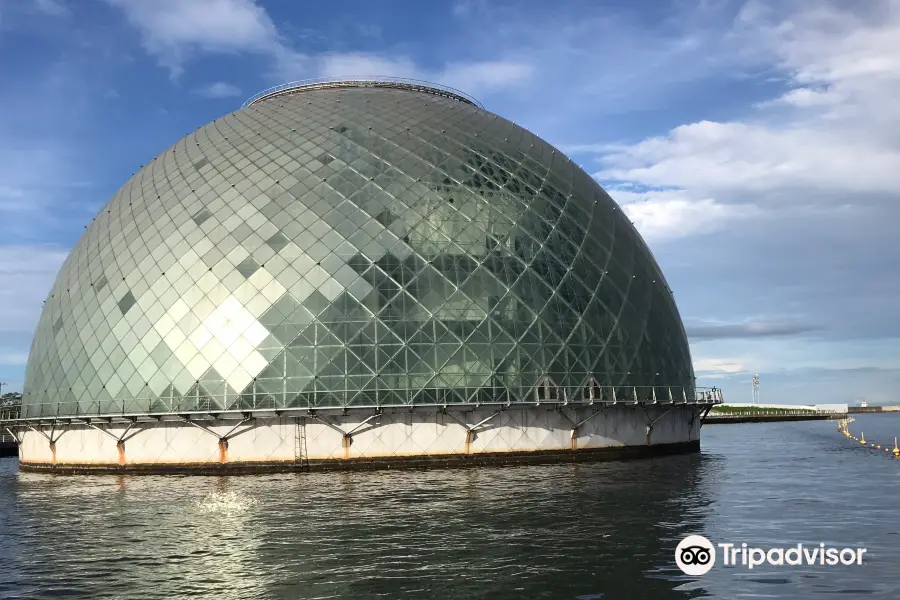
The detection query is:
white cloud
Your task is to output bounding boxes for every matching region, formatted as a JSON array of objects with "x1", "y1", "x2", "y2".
[
  {"x1": 0, "y1": 244, "x2": 66, "y2": 389},
  {"x1": 194, "y1": 81, "x2": 242, "y2": 98},
  {"x1": 104, "y1": 0, "x2": 536, "y2": 96},
  {"x1": 597, "y1": 119, "x2": 900, "y2": 197},
  {"x1": 437, "y1": 60, "x2": 534, "y2": 94},
  {"x1": 0, "y1": 351, "x2": 30, "y2": 367},
  {"x1": 0, "y1": 132, "x2": 93, "y2": 239},
  {"x1": 272, "y1": 52, "x2": 533, "y2": 98},
  {"x1": 104, "y1": 0, "x2": 281, "y2": 77},
  {"x1": 452, "y1": 0, "x2": 487, "y2": 18},
  {"x1": 605, "y1": 187, "x2": 759, "y2": 241},
  {"x1": 32, "y1": 0, "x2": 68, "y2": 17},
  {"x1": 685, "y1": 317, "x2": 822, "y2": 340},
  {"x1": 757, "y1": 87, "x2": 840, "y2": 109},
  {"x1": 313, "y1": 53, "x2": 420, "y2": 81},
  {"x1": 544, "y1": 0, "x2": 899, "y2": 293},
  {"x1": 0, "y1": 245, "x2": 67, "y2": 335},
  {"x1": 693, "y1": 337, "x2": 900, "y2": 376},
  {"x1": 443, "y1": 1, "x2": 759, "y2": 137},
  {"x1": 740, "y1": 1, "x2": 900, "y2": 89},
  {"x1": 0, "y1": 140, "x2": 63, "y2": 211},
  {"x1": 694, "y1": 358, "x2": 748, "y2": 375},
  {"x1": 595, "y1": 1, "x2": 900, "y2": 202}
]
